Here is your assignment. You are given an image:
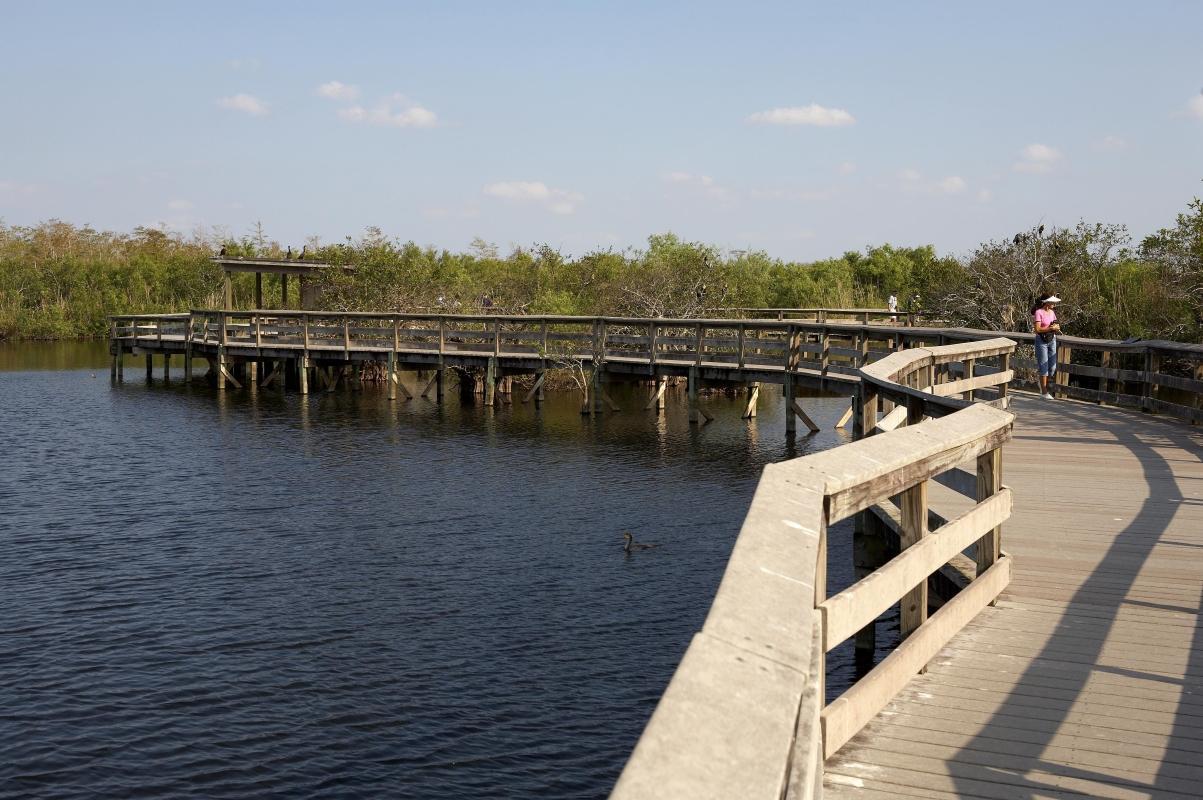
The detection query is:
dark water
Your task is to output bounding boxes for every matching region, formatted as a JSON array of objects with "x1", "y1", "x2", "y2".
[{"x1": 0, "y1": 341, "x2": 892, "y2": 799}]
